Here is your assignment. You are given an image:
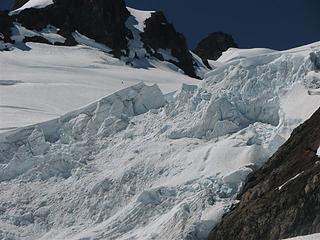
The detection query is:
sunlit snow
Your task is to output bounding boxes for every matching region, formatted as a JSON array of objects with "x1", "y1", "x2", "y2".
[
  {"x1": 10, "y1": 0, "x2": 54, "y2": 15},
  {"x1": 284, "y1": 233, "x2": 320, "y2": 240},
  {"x1": 1, "y1": 31, "x2": 320, "y2": 239}
]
